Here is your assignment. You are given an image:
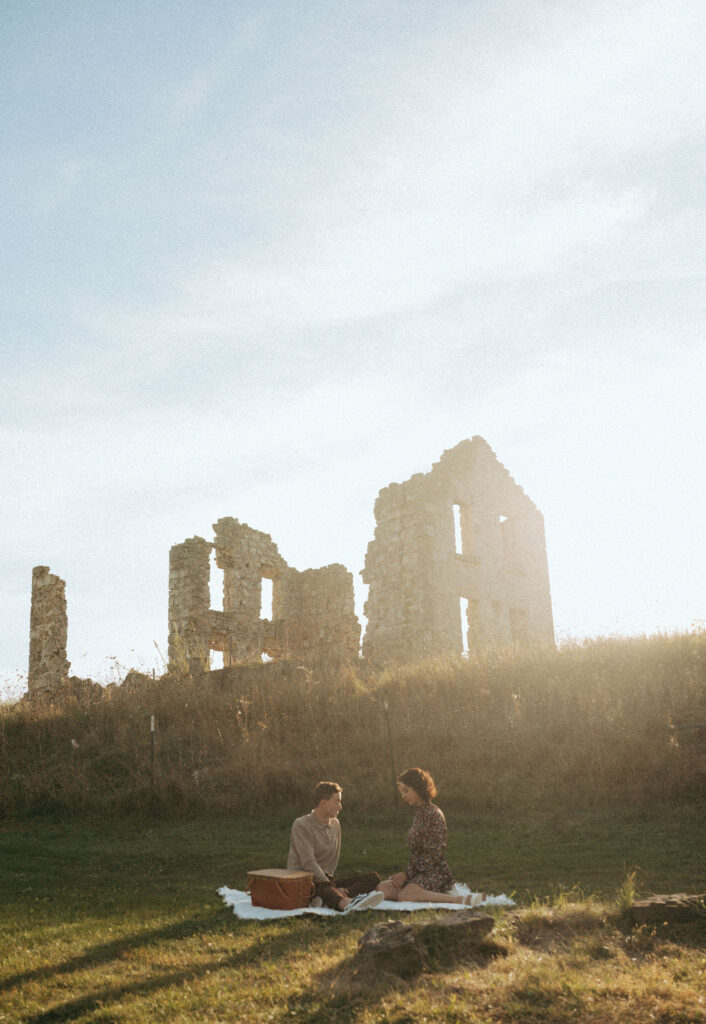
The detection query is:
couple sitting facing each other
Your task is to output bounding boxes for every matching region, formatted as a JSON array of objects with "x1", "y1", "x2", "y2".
[{"x1": 287, "y1": 768, "x2": 484, "y2": 912}]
